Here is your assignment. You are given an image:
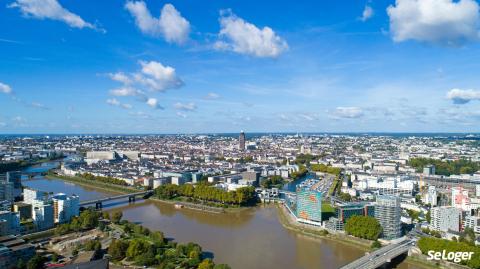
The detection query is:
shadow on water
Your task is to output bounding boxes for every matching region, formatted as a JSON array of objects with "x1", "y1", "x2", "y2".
[{"x1": 383, "y1": 253, "x2": 408, "y2": 269}]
